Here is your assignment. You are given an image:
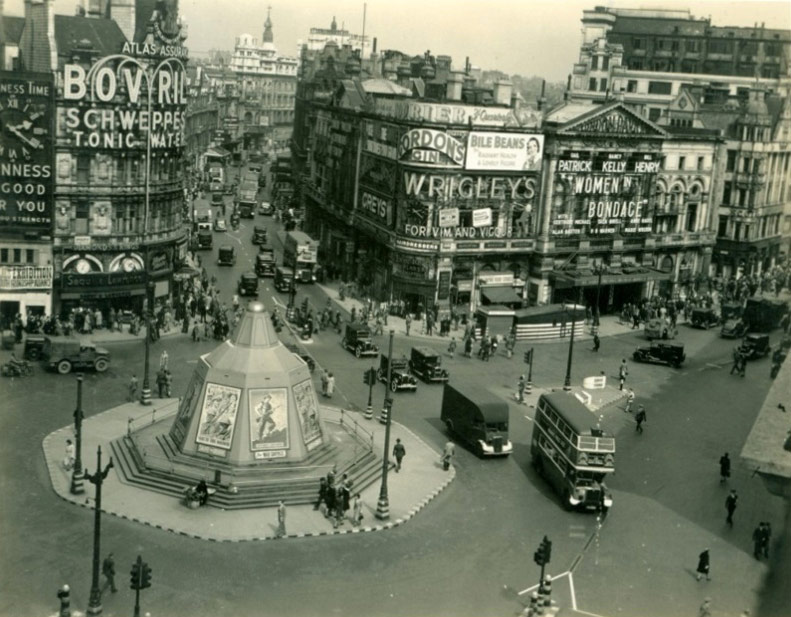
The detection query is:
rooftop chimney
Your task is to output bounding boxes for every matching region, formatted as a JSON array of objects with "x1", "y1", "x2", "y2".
[
  {"x1": 537, "y1": 79, "x2": 547, "y2": 110},
  {"x1": 446, "y1": 70, "x2": 464, "y2": 101},
  {"x1": 20, "y1": 0, "x2": 56, "y2": 71},
  {"x1": 493, "y1": 79, "x2": 512, "y2": 106},
  {"x1": 109, "y1": 0, "x2": 135, "y2": 41}
]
